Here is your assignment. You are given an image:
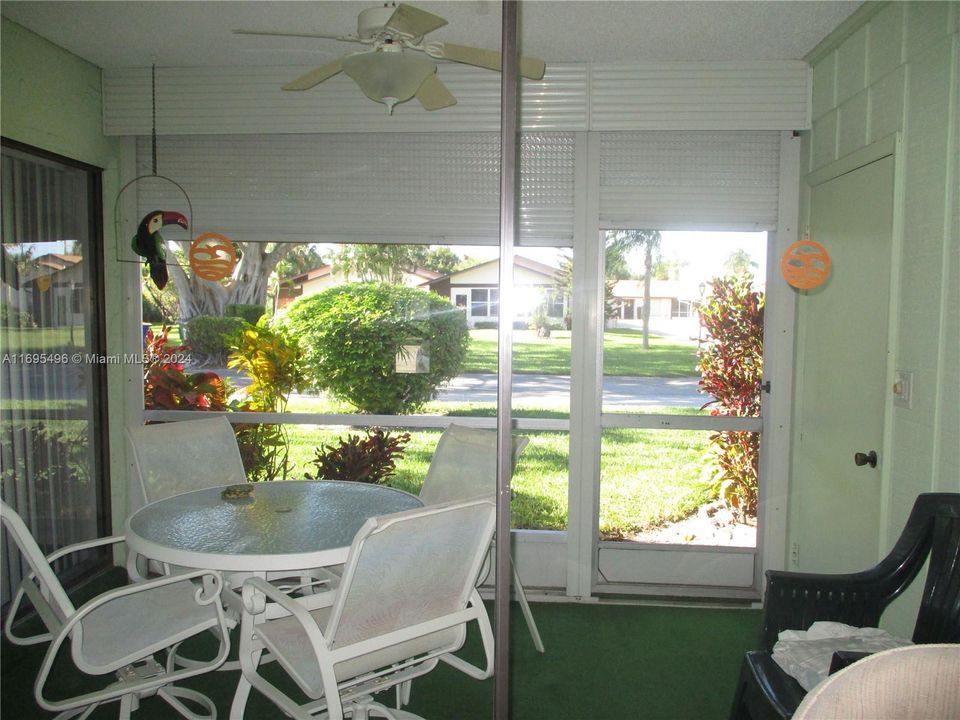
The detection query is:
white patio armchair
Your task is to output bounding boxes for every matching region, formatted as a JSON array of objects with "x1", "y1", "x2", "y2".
[
  {"x1": 235, "y1": 498, "x2": 497, "y2": 720},
  {"x1": 419, "y1": 423, "x2": 544, "y2": 653},
  {"x1": 1, "y1": 500, "x2": 230, "y2": 720}
]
